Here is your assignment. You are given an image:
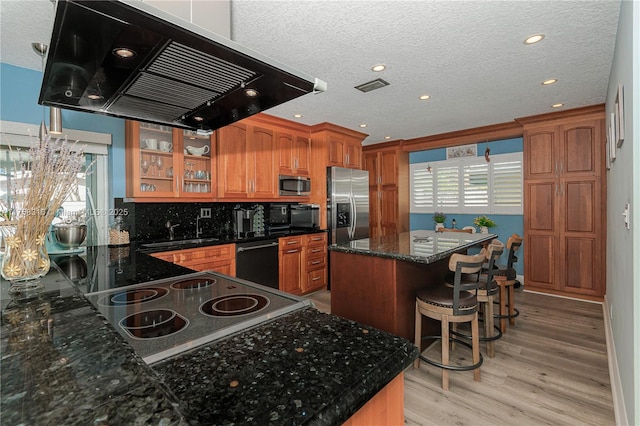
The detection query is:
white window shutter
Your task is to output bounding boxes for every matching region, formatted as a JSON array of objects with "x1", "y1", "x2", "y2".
[
  {"x1": 410, "y1": 163, "x2": 433, "y2": 212},
  {"x1": 435, "y1": 164, "x2": 459, "y2": 209}
]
